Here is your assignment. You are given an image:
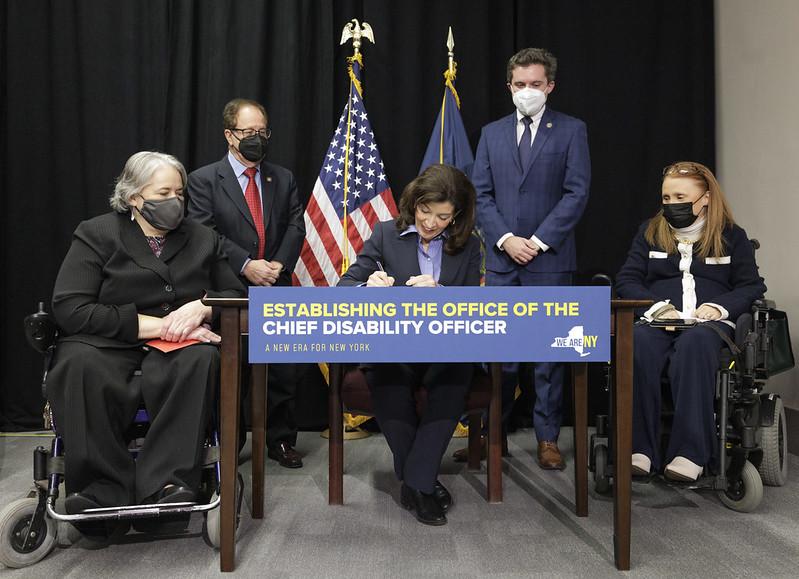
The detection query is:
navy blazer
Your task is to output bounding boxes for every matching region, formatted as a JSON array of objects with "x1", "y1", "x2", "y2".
[
  {"x1": 337, "y1": 220, "x2": 482, "y2": 287},
  {"x1": 186, "y1": 156, "x2": 305, "y2": 286},
  {"x1": 52, "y1": 212, "x2": 245, "y2": 349},
  {"x1": 472, "y1": 108, "x2": 590, "y2": 274},
  {"x1": 615, "y1": 221, "x2": 766, "y2": 320}
]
